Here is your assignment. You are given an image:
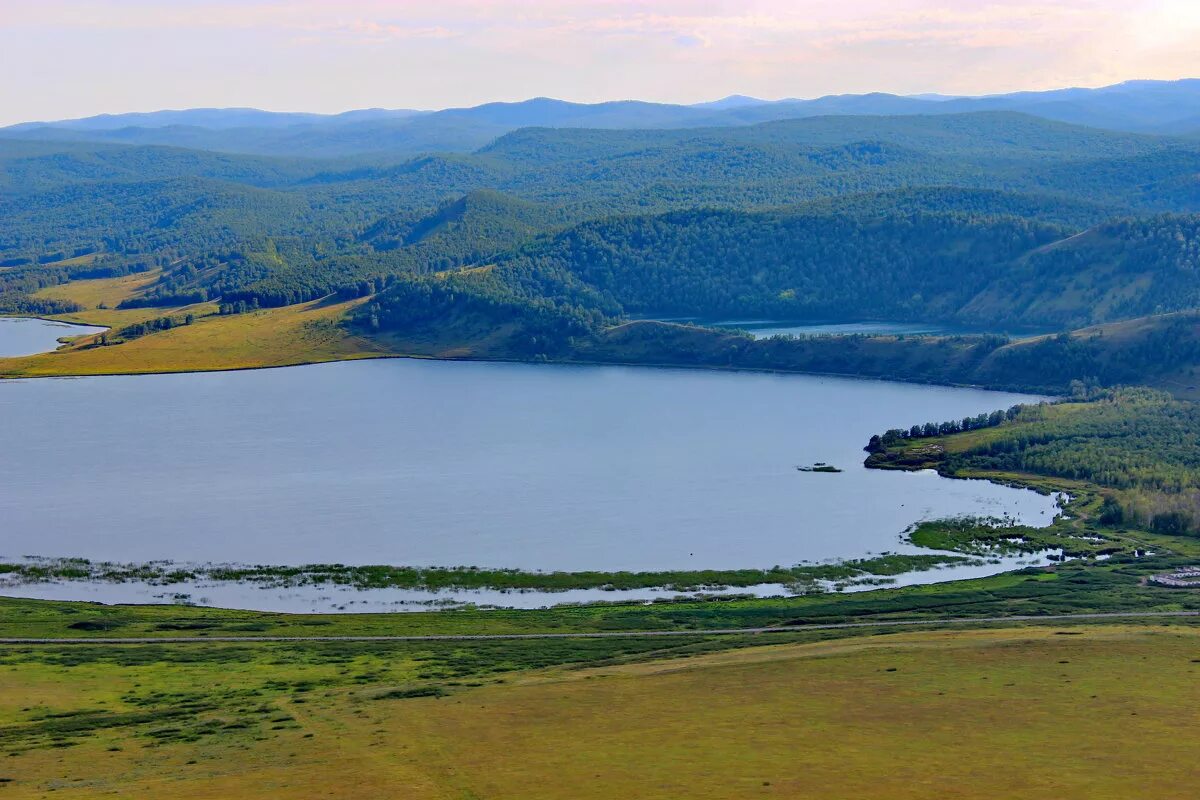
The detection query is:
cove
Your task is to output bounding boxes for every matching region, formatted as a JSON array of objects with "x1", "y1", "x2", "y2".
[
  {"x1": 0, "y1": 317, "x2": 107, "y2": 357},
  {"x1": 0, "y1": 357, "x2": 1058, "y2": 573}
]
